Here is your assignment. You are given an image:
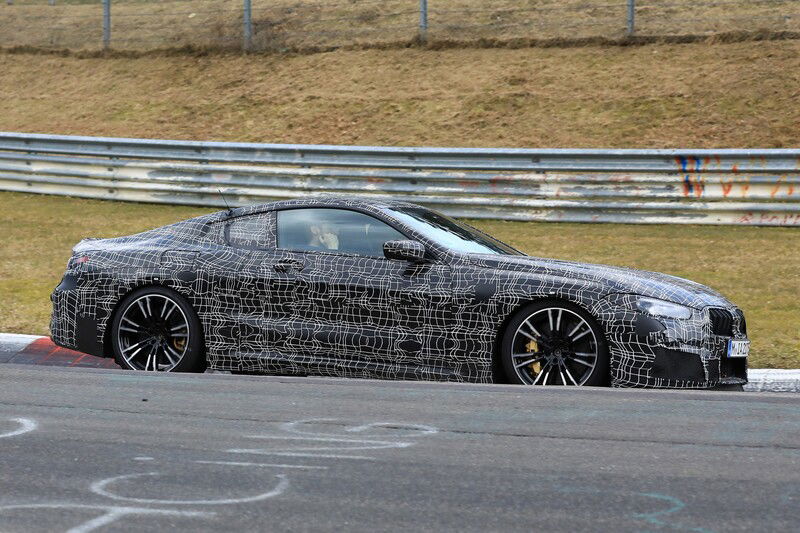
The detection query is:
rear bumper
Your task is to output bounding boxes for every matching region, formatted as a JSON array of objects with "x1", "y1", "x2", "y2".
[{"x1": 50, "y1": 275, "x2": 105, "y2": 357}]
